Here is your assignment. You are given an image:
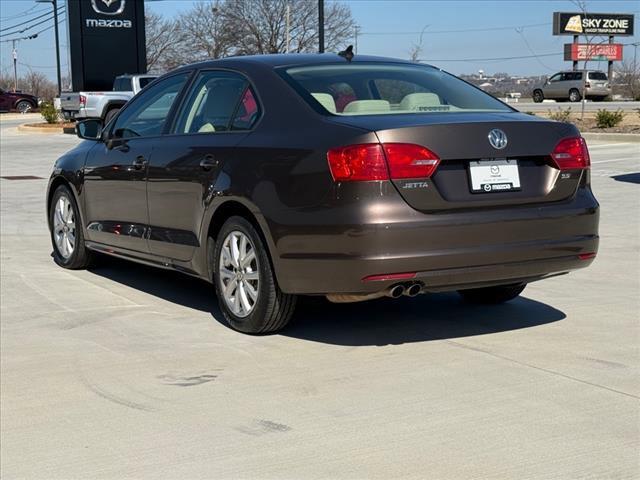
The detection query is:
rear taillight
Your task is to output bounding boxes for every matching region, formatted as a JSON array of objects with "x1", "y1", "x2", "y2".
[
  {"x1": 551, "y1": 137, "x2": 590, "y2": 170},
  {"x1": 382, "y1": 143, "x2": 440, "y2": 179},
  {"x1": 327, "y1": 143, "x2": 440, "y2": 182},
  {"x1": 326, "y1": 144, "x2": 388, "y2": 181},
  {"x1": 79, "y1": 95, "x2": 87, "y2": 106}
]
